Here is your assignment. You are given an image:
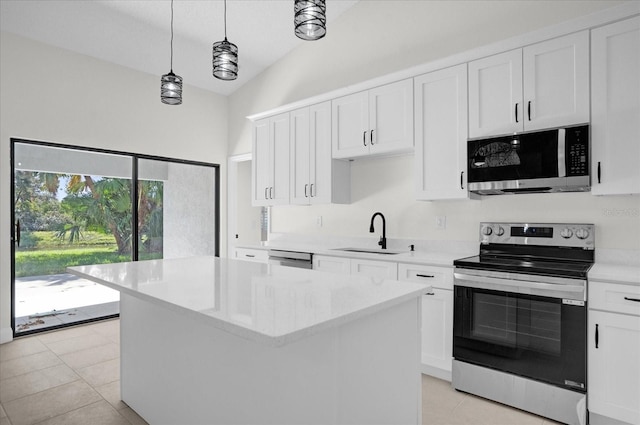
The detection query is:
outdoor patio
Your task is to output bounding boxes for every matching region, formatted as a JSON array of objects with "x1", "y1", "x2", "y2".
[{"x1": 14, "y1": 273, "x2": 119, "y2": 332}]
